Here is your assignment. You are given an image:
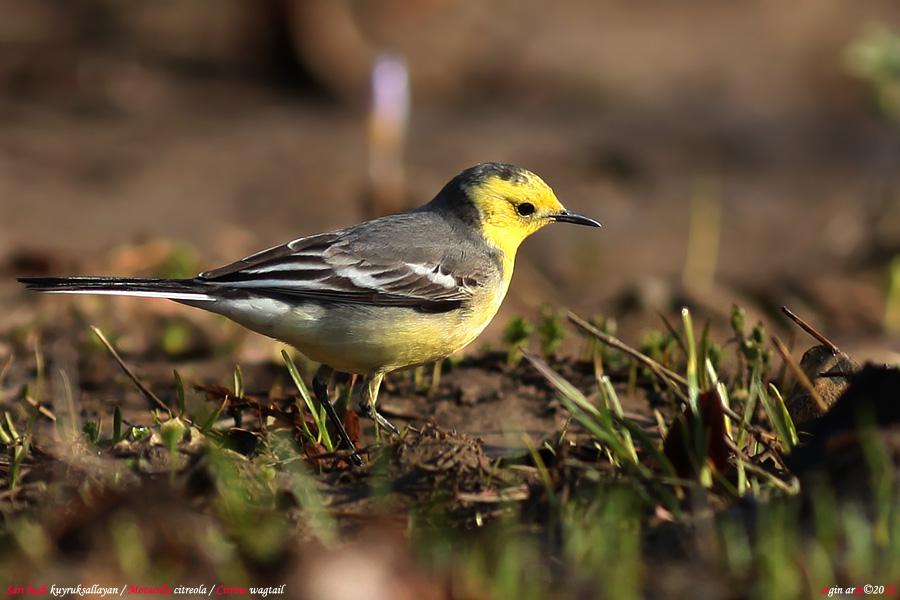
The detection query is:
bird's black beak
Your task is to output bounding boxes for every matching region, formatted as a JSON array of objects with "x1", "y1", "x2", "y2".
[{"x1": 553, "y1": 209, "x2": 601, "y2": 227}]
